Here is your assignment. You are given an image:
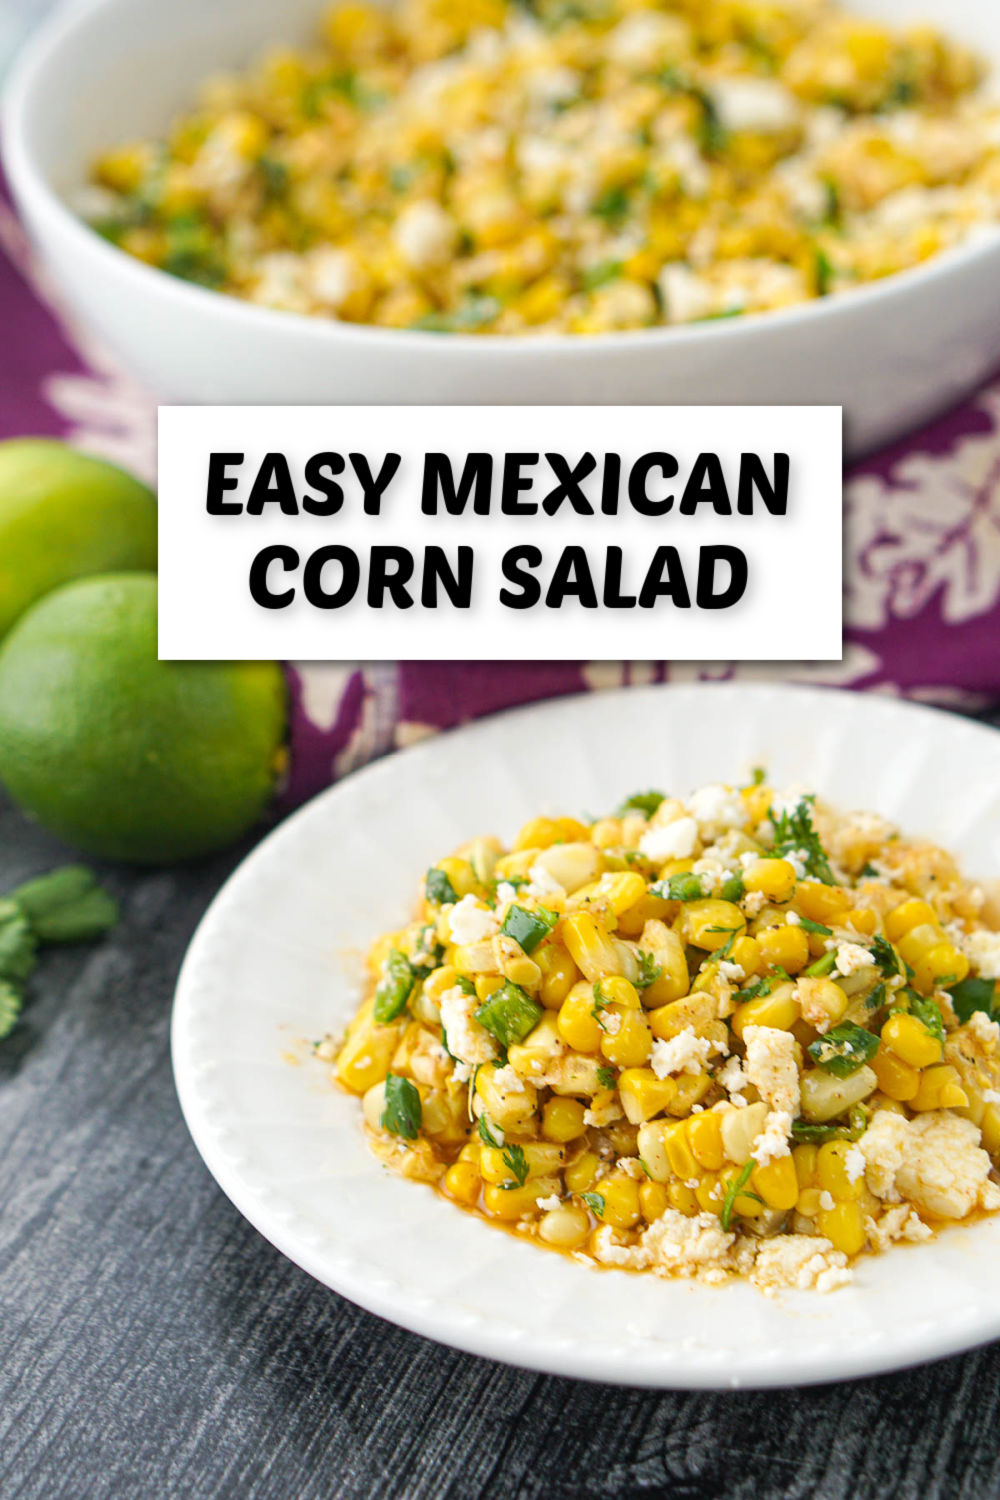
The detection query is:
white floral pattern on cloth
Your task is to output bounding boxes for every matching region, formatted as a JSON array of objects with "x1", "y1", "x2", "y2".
[{"x1": 2, "y1": 175, "x2": 999, "y2": 805}]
